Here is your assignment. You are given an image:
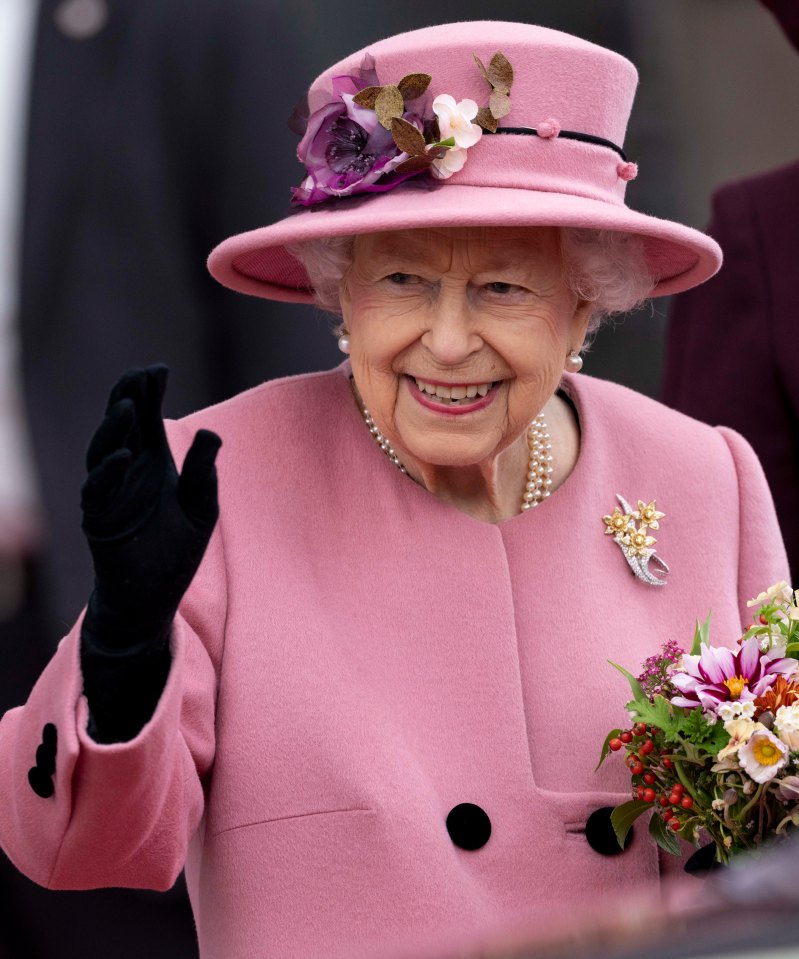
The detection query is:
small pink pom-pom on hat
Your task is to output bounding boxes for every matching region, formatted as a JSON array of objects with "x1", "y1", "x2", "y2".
[
  {"x1": 209, "y1": 21, "x2": 722, "y2": 303},
  {"x1": 535, "y1": 117, "x2": 561, "y2": 139}
]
